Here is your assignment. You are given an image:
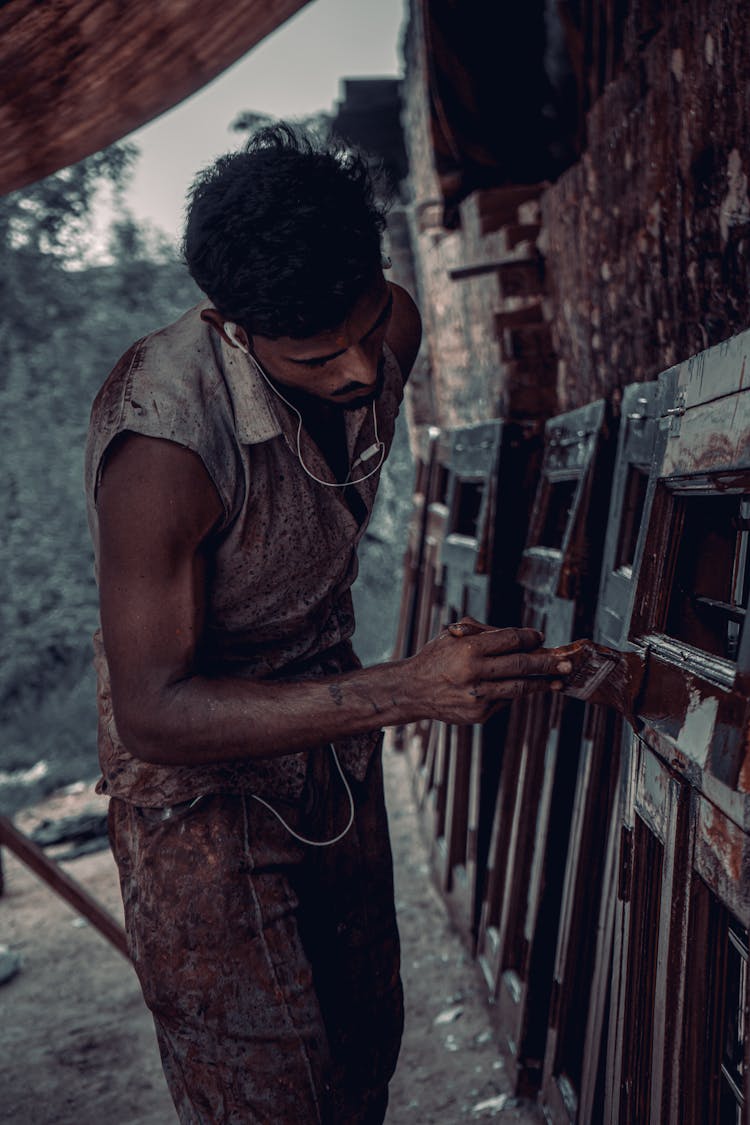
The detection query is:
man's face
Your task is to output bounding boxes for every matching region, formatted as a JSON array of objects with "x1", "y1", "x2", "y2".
[{"x1": 251, "y1": 277, "x2": 392, "y2": 409}]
